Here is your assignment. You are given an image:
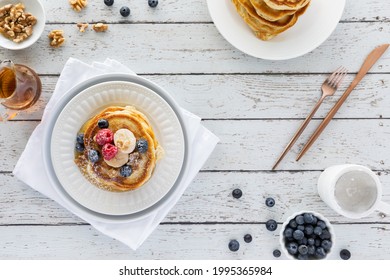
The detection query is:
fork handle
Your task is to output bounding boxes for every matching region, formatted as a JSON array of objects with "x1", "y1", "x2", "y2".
[{"x1": 272, "y1": 96, "x2": 325, "y2": 170}]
